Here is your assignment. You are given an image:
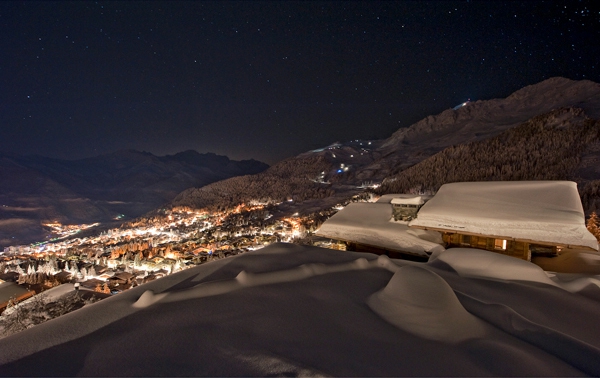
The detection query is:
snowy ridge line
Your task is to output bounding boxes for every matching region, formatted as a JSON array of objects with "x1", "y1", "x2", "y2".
[
  {"x1": 133, "y1": 255, "x2": 401, "y2": 308},
  {"x1": 455, "y1": 291, "x2": 600, "y2": 376}
]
